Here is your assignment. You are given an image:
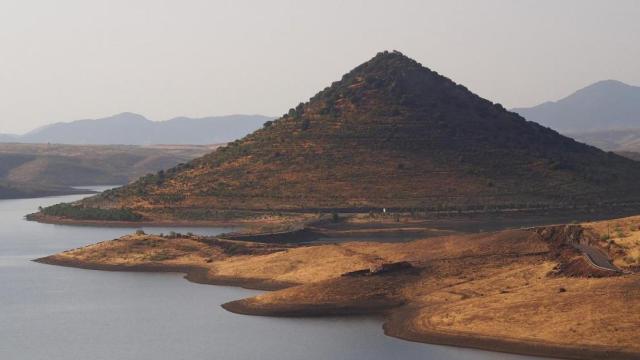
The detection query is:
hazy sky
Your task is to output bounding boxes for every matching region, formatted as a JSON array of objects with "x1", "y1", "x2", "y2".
[{"x1": 0, "y1": 0, "x2": 639, "y2": 134}]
